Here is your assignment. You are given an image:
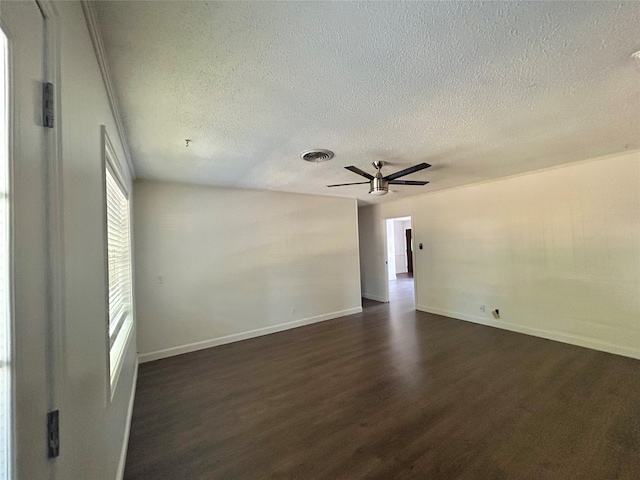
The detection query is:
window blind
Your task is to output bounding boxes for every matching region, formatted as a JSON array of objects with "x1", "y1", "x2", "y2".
[{"x1": 106, "y1": 167, "x2": 132, "y2": 349}]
